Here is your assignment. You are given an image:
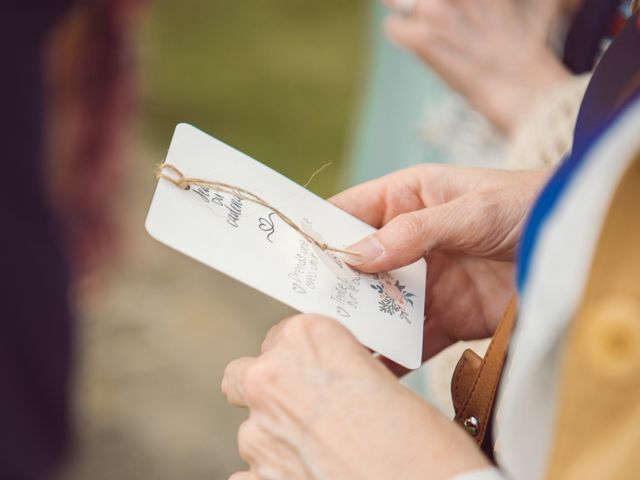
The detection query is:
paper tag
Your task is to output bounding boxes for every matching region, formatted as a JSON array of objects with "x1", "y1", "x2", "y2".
[{"x1": 145, "y1": 124, "x2": 426, "y2": 369}]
